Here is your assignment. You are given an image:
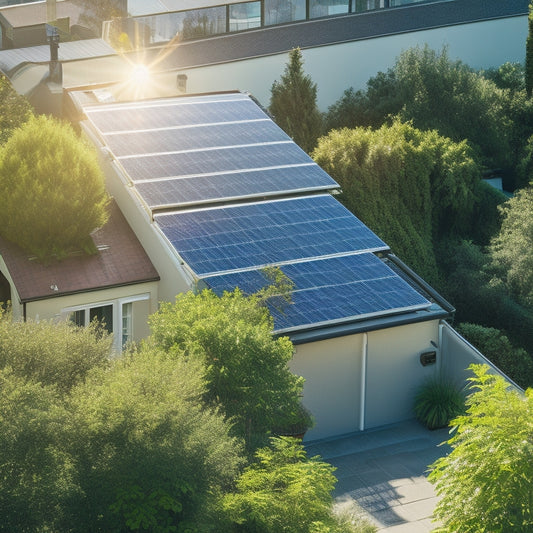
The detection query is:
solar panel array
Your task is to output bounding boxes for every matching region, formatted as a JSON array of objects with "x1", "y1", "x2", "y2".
[
  {"x1": 154, "y1": 195, "x2": 388, "y2": 276},
  {"x1": 82, "y1": 92, "x2": 432, "y2": 333},
  {"x1": 84, "y1": 93, "x2": 338, "y2": 209},
  {"x1": 203, "y1": 254, "x2": 430, "y2": 333}
]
